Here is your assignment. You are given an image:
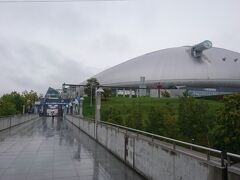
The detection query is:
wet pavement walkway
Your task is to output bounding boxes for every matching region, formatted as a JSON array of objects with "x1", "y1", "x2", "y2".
[{"x1": 0, "y1": 117, "x2": 145, "y2": 180}]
